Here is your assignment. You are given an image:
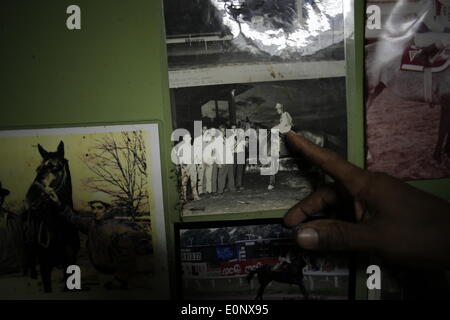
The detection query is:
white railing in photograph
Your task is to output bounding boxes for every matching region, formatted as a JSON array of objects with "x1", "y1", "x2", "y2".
[{"x1": 183, "y1": 269, "x2": 349, "y2": 290}]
